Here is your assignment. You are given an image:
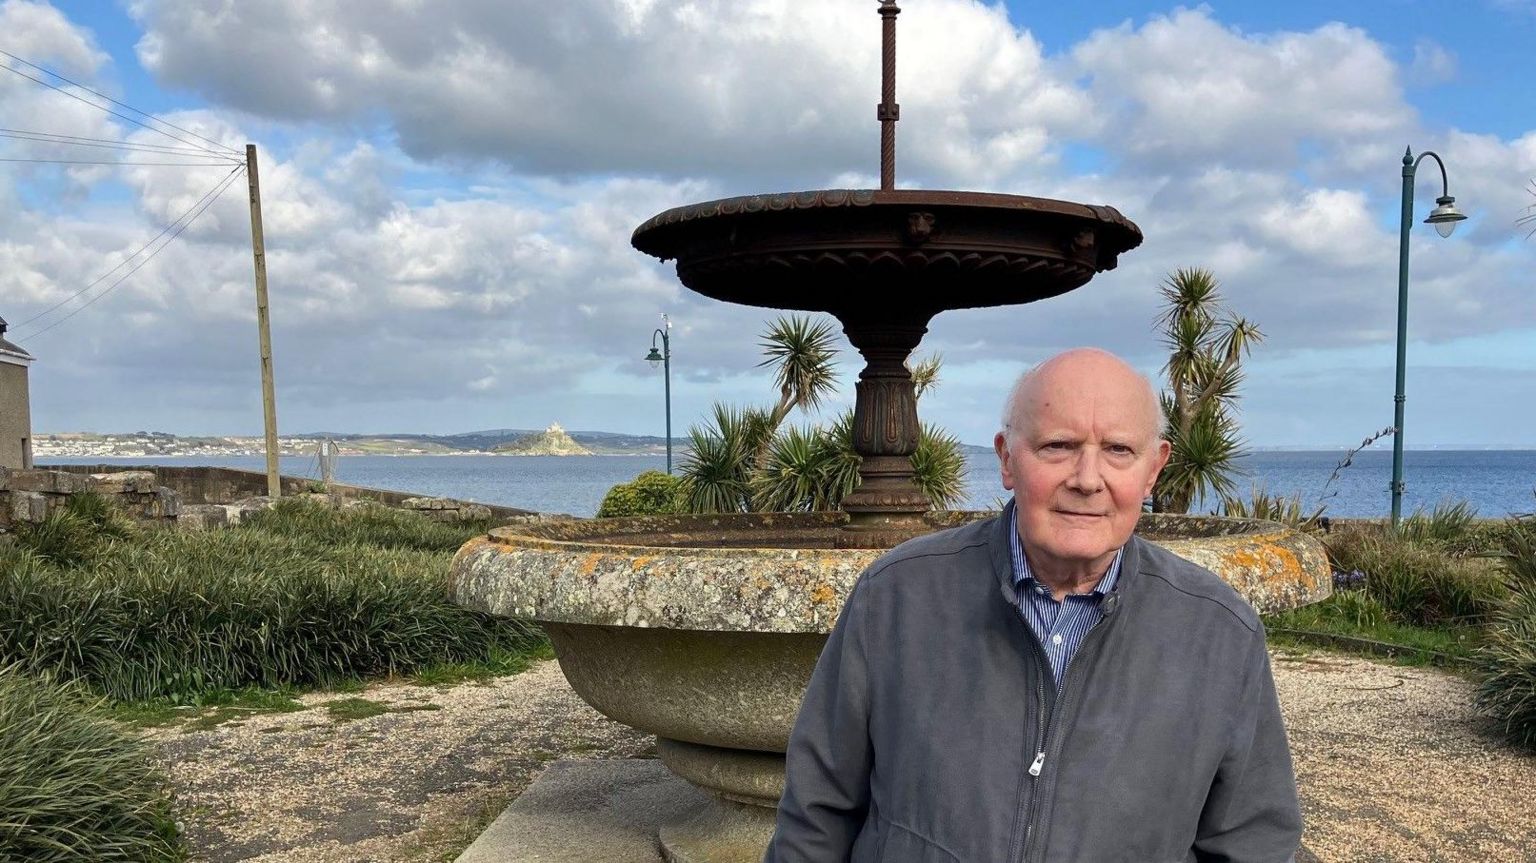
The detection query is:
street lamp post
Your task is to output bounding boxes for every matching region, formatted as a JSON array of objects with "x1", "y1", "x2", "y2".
[
  {"x1": 1391, "y1": 147, "x2": 1467, "y2": 526},
  {"x1": 645, "y1": 314, "x2": 673, "y2": 474}
]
